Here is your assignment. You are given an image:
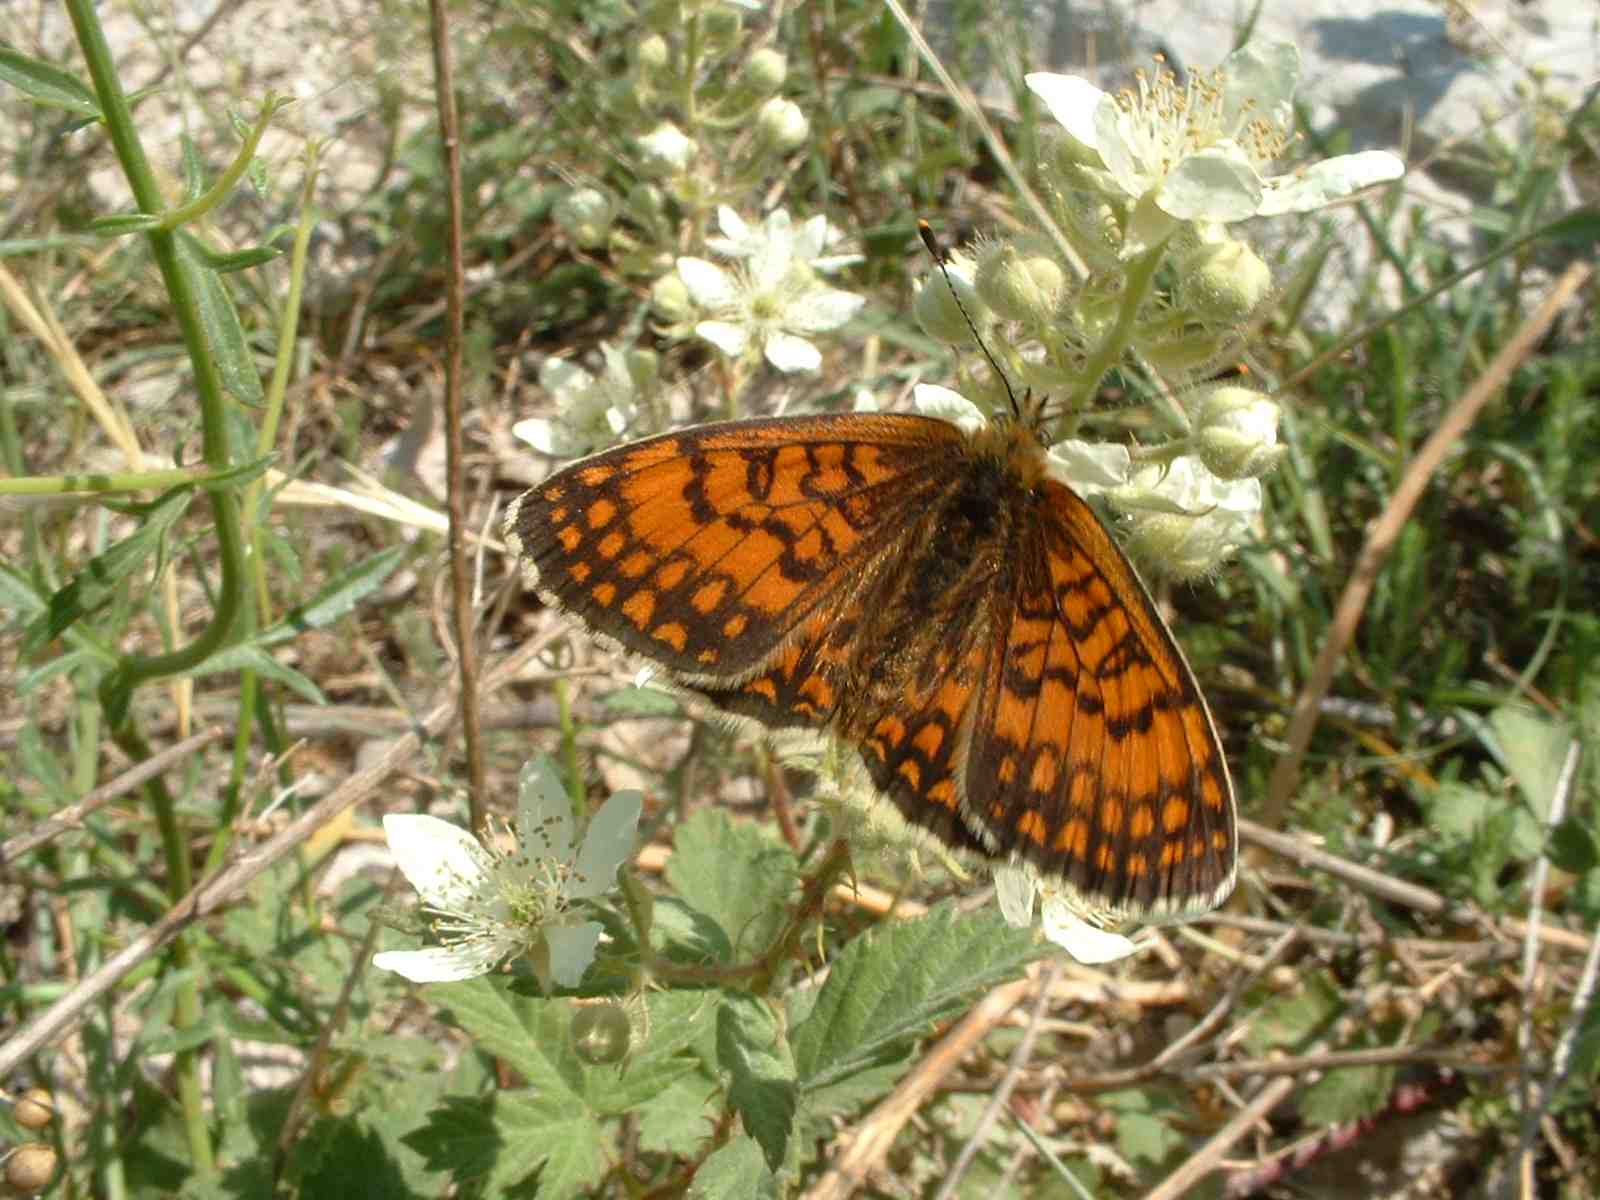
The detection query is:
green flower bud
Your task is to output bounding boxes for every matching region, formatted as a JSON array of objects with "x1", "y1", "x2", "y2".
[
  {"x1": 1176, "y1": 237, "x2": 1272, "y2": 324},
  {"x1": 701, "y1": 6, "x2": 741, "y2": 53},
  {"x1": 756, "y1": 97, "x2": 809, "y2": 152},
  {"x1": 552, "y1": 187, "x2": 615, "y2": 250},
  {"x1": 650, "y1": 272, "x2": 693, "y2": 321},
  {"x1": 974, "y1": 241, "x2": 1066, "y2": 324},
  {"x1": 744, "y1": 48, "x2": 787, "y2": 97},
  {"x1": 626, "y1": 181, "x2": 666, "y2": 224},
  {"x1": 913, "y1": 257, "x2": 983, "y2": 345},
  {"x1": 634, "y1": 33, "x2": 670, "y2": 76},
  {"x1": 1193, "y1": 384, "x2": 1283, "y2": 479}
]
